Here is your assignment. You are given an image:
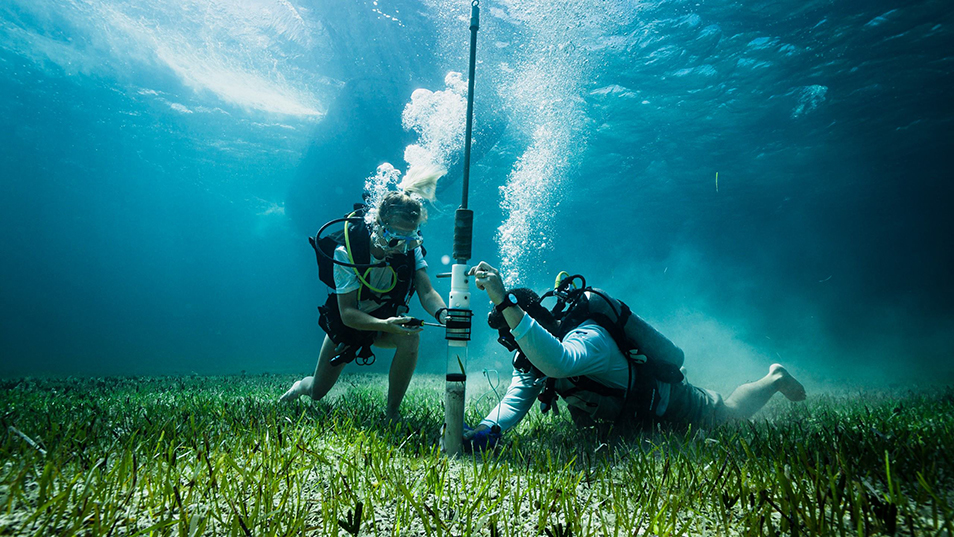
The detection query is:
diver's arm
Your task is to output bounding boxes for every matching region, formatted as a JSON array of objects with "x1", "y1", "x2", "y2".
[
  {"x1": 468, "y1": 260, "x2": 599, "y2": 376},
  {"x1": 469, "y1": 261, "x2": 525, "y2": 327},
  {"x1": 337, "y1": 291, "x2": 420, "y2": 335},
  {"x1": 413, "y1": 268, "x2": 448, "y2": 323},
  {"x1": 512, "y1": 317, "x2": 610, "y2": 378},
  {"x1": 477, "y1": 368, "x2": 543, "y2": 433}
]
